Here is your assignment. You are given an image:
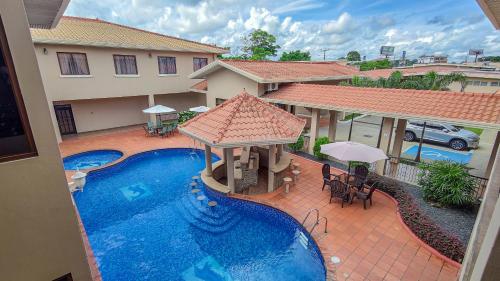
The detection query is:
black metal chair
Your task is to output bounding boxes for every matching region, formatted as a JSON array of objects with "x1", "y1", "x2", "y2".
[
  {"x1": 329, "y1": 179, "x2": 349, "y2": 207},
  {"x1": 349, "y1": 165, "x2": 369, "y2": 191},
  {"x1": 355, "y1": 183, "x2": 378, "y2": 209},
  {"x1": 322, "y1": 163, "x2": 339, "y2": 191}
]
